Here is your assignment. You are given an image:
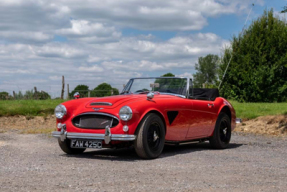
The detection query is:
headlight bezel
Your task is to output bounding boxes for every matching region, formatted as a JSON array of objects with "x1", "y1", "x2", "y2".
[
  {"x1": 54, "y1": 104, "x2": 67, "y2": 119},
  {"x1": 119, "y1": 106, "x2": 133, "y2": 121}
]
